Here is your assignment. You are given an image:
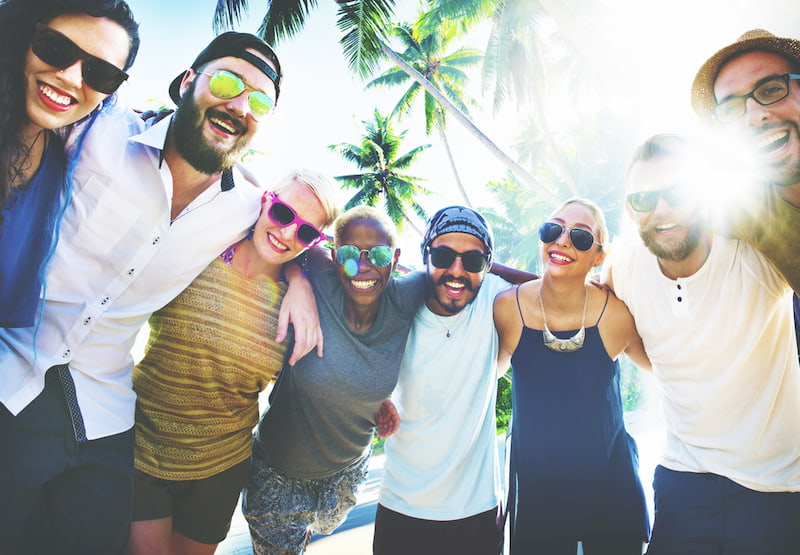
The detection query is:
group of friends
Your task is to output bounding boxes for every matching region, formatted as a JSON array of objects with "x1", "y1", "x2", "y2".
[{"x1": 1, "y1": 0, "x2": 799, "y2": 554}]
